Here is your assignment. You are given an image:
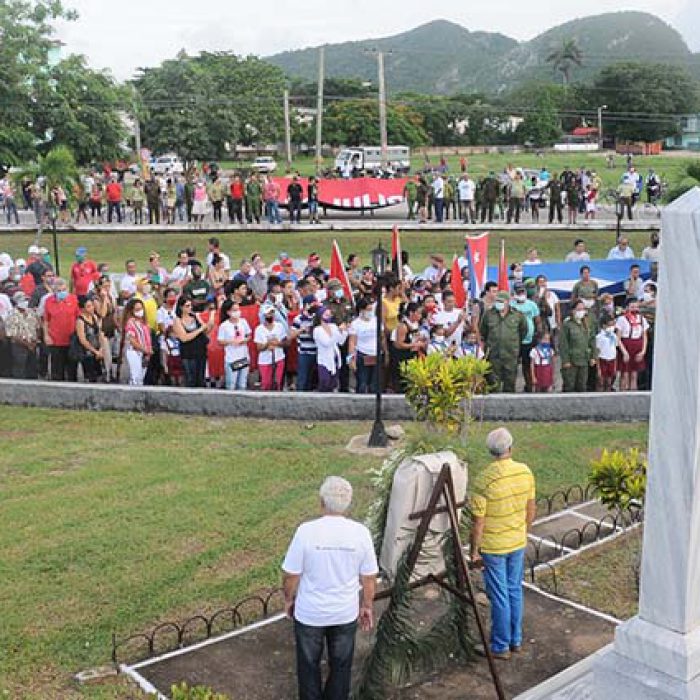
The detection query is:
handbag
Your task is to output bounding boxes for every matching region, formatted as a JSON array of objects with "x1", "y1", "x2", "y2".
[
  {"x1": 229, "y1": 358, "x2": 249, "y2": 371},
  {"x1": 68, "y1": 332, "x2": 87, "y2": 363}
]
